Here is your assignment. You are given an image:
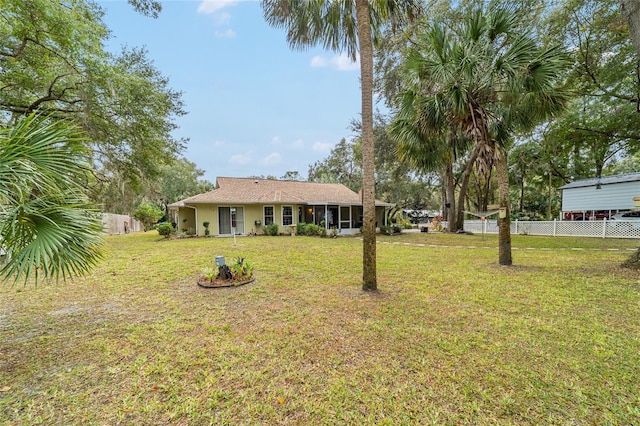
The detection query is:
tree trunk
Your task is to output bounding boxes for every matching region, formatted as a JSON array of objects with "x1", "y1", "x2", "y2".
[
  {"x1": 355, "y1": 0, "x2": 377, "y2": 291},
  {"x1": 445, "y1": 160, "x2": 456, "y2": 232},
  {"x1": 621, "y1": 0, "x2": 640, "y2": 57},
  {"x1": 496, "y1": 147, "x2": 512, "y2": 265},
  {"x1": 455, "y1": 141, "x2": 481, "y2": 230}
]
